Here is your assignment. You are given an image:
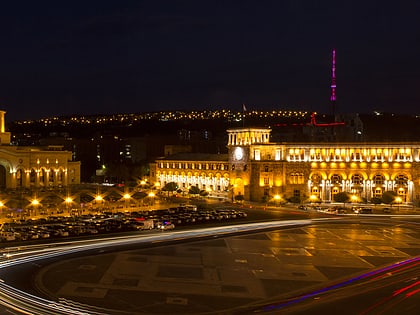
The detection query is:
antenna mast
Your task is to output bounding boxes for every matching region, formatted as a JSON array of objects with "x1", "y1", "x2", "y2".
[{"x1": 330, "y1": 48, "x2": 337, "y2": 116}]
